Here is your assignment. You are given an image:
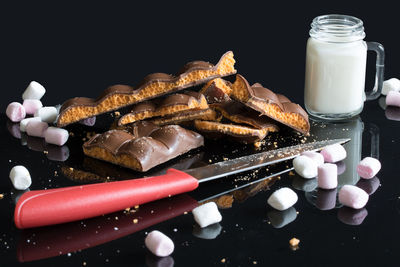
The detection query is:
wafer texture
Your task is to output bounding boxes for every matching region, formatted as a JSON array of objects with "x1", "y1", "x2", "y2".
[{"x1": 57, "y1": 51, "x2": 236, "y2": 127}]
